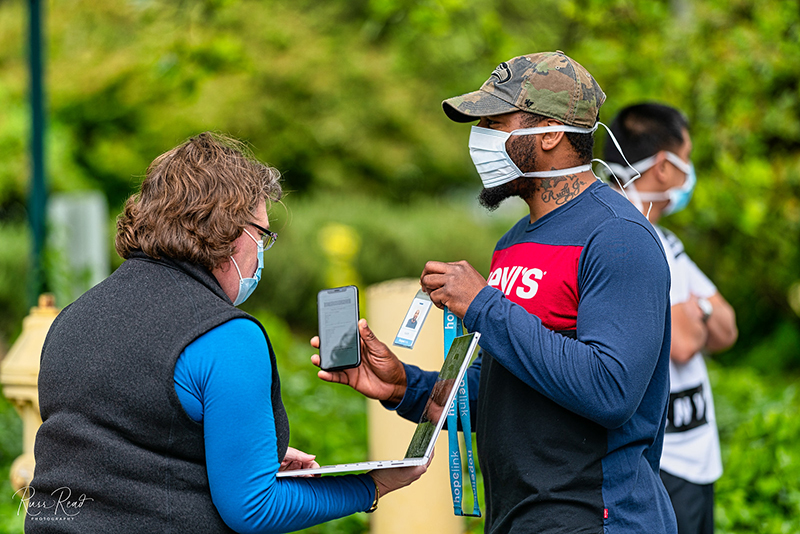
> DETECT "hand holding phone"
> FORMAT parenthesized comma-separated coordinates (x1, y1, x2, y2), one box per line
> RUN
(317, 286, 361, 371)
(310, 319, 408, 405)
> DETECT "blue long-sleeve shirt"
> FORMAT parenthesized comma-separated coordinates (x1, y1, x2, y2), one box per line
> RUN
(174, 318, 374, 534)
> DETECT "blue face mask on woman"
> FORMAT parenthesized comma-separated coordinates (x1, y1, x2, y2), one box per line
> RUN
(230, 229, 264, 306)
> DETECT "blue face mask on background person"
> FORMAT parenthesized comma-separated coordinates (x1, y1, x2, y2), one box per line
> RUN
(661, 162, 696, 215)
(629, 152, 696, 216)
(230, 229, 264, 306)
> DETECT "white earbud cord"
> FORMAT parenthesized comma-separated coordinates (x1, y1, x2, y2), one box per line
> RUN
(590, 122, 643, 201)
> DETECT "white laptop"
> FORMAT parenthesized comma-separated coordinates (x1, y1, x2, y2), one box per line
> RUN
(277, 332, 481, 477)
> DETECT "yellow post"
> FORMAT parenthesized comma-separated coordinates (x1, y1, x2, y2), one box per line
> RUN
(1, 294, 59, 491)
(365, 279, 462, 534)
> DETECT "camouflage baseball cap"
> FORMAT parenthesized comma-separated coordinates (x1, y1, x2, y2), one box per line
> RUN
(442, 51, 606, 128)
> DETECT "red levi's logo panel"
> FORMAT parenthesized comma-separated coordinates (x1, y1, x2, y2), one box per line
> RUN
(487, 242, 582, 331)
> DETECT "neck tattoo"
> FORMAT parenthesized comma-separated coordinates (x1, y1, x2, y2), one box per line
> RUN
(539, 173, 585, 205)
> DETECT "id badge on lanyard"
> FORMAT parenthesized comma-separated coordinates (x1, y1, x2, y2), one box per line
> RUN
(443, 306, 481, 517)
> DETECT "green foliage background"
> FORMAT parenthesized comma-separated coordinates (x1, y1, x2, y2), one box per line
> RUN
(0, 0, 799, 532)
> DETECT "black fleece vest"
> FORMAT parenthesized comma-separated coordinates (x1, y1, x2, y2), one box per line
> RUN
(27, 253, 289, 533)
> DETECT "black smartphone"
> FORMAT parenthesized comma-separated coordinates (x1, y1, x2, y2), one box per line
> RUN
(317, 285, 361, 371)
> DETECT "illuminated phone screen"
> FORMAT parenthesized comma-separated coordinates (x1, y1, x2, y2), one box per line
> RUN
(317, 286, 361, 371)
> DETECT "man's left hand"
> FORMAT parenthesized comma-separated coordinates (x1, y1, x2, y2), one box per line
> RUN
(420, 260, 487, 318)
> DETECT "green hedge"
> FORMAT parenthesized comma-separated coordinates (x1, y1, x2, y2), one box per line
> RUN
(240, 191, 519, 332)
(3, 0, 799, 370)
(0, 392, 24, 534)
(711, 364, 800, 533)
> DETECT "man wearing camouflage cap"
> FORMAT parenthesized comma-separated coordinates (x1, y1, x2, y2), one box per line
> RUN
(315, 52, 677, 533)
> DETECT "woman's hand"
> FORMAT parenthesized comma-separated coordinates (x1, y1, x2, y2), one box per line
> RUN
(278, 447, 319, 477)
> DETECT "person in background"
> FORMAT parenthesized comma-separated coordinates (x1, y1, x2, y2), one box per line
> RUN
(313, 52, 677, 534)
(604, 103, 738, 534)
(27, 132, 427, 534)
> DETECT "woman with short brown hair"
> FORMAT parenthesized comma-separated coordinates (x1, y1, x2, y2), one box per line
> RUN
(28, 132, 426, 533)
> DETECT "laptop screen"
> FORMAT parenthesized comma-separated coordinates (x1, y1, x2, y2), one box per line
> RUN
(404, 333, 478, 459)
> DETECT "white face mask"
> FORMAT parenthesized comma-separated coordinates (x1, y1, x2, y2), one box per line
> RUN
(468, 123, 599, 189)
(468, 121, 641, 194)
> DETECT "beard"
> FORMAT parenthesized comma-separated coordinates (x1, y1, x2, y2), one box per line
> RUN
(478, 135, 539, 211)
(478, 181, 518, 211)
(478, 177, 542, 211)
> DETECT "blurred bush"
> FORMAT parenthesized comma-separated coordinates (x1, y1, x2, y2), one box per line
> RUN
(711, 363, 800, 533)
(241, 191, 516, 331)
(0, 392, 24, 534)
(0, 0, 799, 532)
(0, 222, 29, 344)
(1, 0, 798, 367)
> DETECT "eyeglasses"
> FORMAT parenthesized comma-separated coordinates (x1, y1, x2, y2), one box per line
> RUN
(248, 222, 278, 251)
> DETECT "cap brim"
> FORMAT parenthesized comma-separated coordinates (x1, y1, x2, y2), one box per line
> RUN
(442, 90, 520, 123)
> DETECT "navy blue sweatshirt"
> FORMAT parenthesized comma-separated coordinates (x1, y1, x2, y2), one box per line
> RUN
(391, 181, 677, 534)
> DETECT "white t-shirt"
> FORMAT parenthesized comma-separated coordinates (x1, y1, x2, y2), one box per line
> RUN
(656, 226, 723, 485)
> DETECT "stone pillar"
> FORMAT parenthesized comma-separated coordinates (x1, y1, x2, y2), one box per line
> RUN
(365, 279, 461, 534)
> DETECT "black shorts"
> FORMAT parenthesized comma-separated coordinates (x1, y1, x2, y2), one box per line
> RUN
(660, 470, 715, 534)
